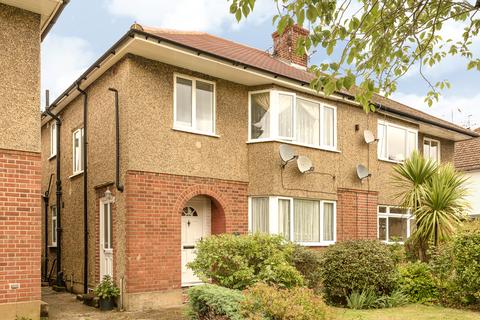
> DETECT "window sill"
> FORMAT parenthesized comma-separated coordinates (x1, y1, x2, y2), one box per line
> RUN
(48, 245, 57, 248)
(298, 241, 336, 247)
(378, 158, 404, 164)
(247, 139, 340, 153)
(69, 171, 84, 179)
(172, 127, 219, 138)
(48, 154, 56, 161)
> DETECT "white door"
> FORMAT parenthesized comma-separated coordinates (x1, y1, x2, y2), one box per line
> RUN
(100, 200, 113, 280)
(181, 197, 211, 286)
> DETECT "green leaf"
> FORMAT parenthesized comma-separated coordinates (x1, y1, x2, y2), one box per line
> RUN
(235, 9, 242, 22)
(324, 80, 336, 95)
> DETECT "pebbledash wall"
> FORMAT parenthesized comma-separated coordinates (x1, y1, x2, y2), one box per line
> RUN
(41, 53, 455, 310)
(0, 4, 42, 320)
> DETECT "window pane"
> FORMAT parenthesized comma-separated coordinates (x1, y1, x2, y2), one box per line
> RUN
(423, 140, 431, 160)
(251, 198, 269, 233)
(406, 131, 417, 157)
(51, 123, 56, 155)
(388, 217, 408, 242)
(378, 217, 387, 241)
(278, 199, 290, 240)
(196, 81, 214, 132)
(176, 77, 193, 127)
(377, 124, 387, 158)
(378, 206, 387, 213)
(109, 204, 113, 250)
(104, 203, 109, 249)
(322, 107, 335, 147)
(388, 126, 406, 161)
(296, 98, 320, 145)
(74, 131, 82, 172)
(250, 92, 270, 139)
(390, 207, 408, 215)
(430, 141, 439, 161)
(323, 202, 334, 241)
(278, 94, 293, 138)
(293, 200, 320, 242)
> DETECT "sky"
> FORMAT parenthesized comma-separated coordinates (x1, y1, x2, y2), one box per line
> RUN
(42, 0, 480, 129)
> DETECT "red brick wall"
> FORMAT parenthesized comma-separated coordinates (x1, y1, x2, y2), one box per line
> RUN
(125, 171, 248, 294)
(272, 25, 309, 67)
(0, 149, 41, 304)
(337, 188, 378, 241)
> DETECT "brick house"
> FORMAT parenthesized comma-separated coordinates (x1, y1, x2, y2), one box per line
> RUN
(455, 127, 480, 218)
(0, 1, 67, 319)
(40, 23, 479, 310)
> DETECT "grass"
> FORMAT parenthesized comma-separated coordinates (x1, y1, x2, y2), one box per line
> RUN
(331, 304, 480, 320)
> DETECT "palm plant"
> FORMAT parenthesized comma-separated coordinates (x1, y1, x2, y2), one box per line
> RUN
(392, 151, 469, 259)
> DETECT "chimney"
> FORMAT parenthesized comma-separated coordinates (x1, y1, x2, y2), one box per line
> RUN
(474, 127, 480, 134)
(272, 25, 309, 69)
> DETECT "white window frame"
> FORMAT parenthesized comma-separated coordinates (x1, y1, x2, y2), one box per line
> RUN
(173, 73, 216, 136)
(72, 128, 84, 175)
(247, 90, 338, 152)
(248, 196, 336, 246)
(51, 206, 57, 247)
(50, 122, 57, 158)
(100, 197, 114, 250)
(377, 120, 418, 163)
(377, 205, 414, 244)
(423, 137, 441, 162)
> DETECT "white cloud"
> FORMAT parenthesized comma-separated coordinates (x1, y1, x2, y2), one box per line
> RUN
(105, 0, 275, 32)
(41, 35, 95, 106)
(392, 91, 480, 129)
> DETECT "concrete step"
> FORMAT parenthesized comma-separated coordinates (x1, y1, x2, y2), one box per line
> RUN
(40, 301, 49, 318)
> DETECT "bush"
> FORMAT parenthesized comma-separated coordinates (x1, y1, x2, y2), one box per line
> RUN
(188, 234, 304, 290)
(241, 283, 329, 320)
(397, 262, 438, 303)
(93, 275, 120, 299)
(320, 240, 397, 305)
(291, 245, 323, 292)
(387, 242, 406, 265)
(187, 284, 244, 320)
(346, 290, 377, 310)
(375, 290, 409, 308)
(430, 221, 480, 306)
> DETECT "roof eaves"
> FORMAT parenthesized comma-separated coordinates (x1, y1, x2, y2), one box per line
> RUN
(40, 0, 69, 41)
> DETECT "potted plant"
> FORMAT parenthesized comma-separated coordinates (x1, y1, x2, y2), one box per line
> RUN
(93, 275, 120, 311)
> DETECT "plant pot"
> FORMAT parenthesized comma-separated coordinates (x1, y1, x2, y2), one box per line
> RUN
(99, 297, 115, 311)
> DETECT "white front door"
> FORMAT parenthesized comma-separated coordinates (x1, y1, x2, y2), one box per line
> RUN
(100, 199, 113, 280)
(181, 197, 211, 286)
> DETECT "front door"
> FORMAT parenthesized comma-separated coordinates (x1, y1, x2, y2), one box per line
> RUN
(181, 197, 211, 286)
(100, 199, 113, 280)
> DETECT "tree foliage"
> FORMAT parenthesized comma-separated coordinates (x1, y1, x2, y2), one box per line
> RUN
(229, 0, 480, 111)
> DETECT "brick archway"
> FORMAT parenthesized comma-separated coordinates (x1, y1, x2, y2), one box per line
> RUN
(174, 185, 229, 234)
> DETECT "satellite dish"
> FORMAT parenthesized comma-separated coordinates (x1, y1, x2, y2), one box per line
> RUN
(279, 144, 297, 166)
(364, 130, 378, 144)
(356, 164, 371, 180)
(297, 156, 314, 173)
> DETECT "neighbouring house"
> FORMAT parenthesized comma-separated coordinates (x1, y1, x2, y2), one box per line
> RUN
(455, 127, 480, 218)
(0, 1, 68, 319)
(40, 23, 479, 310)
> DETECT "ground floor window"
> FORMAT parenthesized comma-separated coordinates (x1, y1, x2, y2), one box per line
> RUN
(377, 205, 415, 243)
(249, 196, 336, 246)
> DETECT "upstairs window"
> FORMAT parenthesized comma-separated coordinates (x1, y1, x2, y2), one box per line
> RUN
(377, 121, 417, 162)
(51, 206, 57, 246)
(72, 128, 84, 175)
(423, 138, 440, 162)
(174, 74, 215, 135)
(249, 90, 337, 150)
(50, 122, 57, 157)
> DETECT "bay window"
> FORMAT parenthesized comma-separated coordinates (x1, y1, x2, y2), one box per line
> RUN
(174, 74, 215, 135)
(377, 121, 418, 162)
(249, 196, 336, 246)
(423, 138, 440, 162)
(378, 206, 415, 243)
(248, 90, 337, 150)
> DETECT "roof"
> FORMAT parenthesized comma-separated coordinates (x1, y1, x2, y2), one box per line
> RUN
(140, 26, 477, 138)
(455, 136, 480, 171)
(0, 0, 69, 40)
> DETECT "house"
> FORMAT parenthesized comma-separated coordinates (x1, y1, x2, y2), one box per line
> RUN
(455, 127, 480, 218)
(0, 1, 68, 319)
(40, 23, 479, 310)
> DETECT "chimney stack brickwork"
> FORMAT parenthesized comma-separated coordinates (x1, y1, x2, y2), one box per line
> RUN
(272, 25, 310, 68)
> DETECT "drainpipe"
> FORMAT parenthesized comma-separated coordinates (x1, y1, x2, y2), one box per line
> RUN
(44, 90, 64, 287)
(42, 174, 53, 281)
(77, 84, 89, 294)
(108, 88, 124, 193)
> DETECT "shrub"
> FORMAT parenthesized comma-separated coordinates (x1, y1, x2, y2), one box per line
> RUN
(320, 240, 397, 305)
(241, 283, 329, 320)
(291, 245, 323, 292)
(430, 220, 480, 306)
(93, 275, 120, 300)
(346, 290, 378, 310)
(187, 284, 244, 320)
(387, 241, 406, 265)
(188, 234, 304, 290)
(397, 262, 438, 303)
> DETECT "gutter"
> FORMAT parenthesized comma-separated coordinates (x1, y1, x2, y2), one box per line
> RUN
(77, 84, 89, 294)
(41, 0, 70, 41)
(42, 28, 479, 139)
